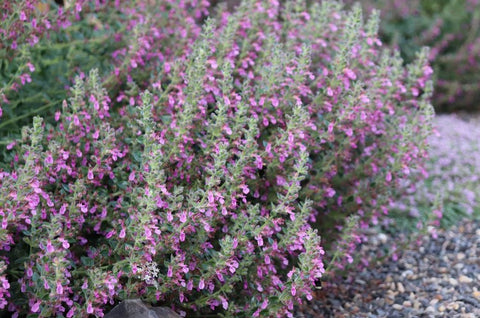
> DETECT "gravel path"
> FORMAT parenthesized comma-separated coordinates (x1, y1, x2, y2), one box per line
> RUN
(295, 219, 480, 318)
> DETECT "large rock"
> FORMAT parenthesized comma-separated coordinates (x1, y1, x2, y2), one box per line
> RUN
(104, 299, 182, 318)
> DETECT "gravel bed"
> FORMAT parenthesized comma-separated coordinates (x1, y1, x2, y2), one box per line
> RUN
(295, 219, 480, 318)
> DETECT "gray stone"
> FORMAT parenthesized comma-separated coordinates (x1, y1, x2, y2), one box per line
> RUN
(105, 299, 181, 318)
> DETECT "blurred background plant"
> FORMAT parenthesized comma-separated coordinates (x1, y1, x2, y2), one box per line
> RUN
(344, 0, 480, 113)
(388, 114, 480, 235)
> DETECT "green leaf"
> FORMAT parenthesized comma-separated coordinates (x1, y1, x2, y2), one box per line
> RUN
(32, 272, 40, 283)
(61, 183, 70, 193)
(81, 256, 94, 267)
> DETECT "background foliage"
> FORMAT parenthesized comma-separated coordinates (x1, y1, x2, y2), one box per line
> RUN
(345, 0, 480, 112)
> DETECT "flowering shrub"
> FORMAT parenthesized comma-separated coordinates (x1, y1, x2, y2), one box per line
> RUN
(0, 0, 433, 317)
(345, 0, 480, 112)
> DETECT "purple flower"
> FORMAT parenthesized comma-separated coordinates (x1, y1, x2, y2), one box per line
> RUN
(31, 301, 40, 313)
(19, 11, 27, 22)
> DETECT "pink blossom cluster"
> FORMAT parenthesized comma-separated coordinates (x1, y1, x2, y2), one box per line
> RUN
(0, 1, 433, 317)
(1, 1, 57, 50)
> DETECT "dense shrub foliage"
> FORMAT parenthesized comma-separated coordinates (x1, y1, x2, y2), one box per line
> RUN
(0, 0, 433, 317)
(345, 0, 480, 112)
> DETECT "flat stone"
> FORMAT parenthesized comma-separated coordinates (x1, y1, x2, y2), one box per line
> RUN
(449, 278, 459, 286)
(104, 299, 181, 318)
(413, 301, 421, 310)
(401, 270, 413, 278)
(425, 306, 435, 312)
(472, 290, 480, 299)
(454, 263, 465, 270)
(446, 302, 460, 310)
(459, 275, 473, 284)
(151, 307, 182, 318)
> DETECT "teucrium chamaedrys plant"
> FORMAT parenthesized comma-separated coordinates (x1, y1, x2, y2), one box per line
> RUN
(0, 0, 433, 317)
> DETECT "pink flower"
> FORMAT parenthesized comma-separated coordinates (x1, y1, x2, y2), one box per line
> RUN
(276, 176, 286, 186)
(386, 171, 392, 182)
(344, 68, 357, 80)
(179, 212, 187, 223)
(271, 97, 279, 107)
(260, 299, 268, 310)
(6, 142, 16, 150)
(59, 238, 70, 249)
(328, 122, 334, 133)
(220, 296, 228, 310)
(26, 62, 35, 72)
(164, 62, 171, 73)
(326, 188, 336, 198)
(240, 184, 249, 194)
(87, 302, 94, 314)
(27, 194, 40, 209)
(46, 240, 55, 253)
(44, 155, 53, 165)
(20, 73, 31, 85)
(19, 11, 27, 21)
(56, 282, 63, 294)
(31, 301, 41, 313)
(66, 308, 75, 318)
